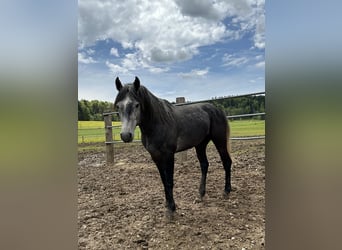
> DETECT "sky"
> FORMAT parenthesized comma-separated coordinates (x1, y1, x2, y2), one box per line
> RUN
(78, 0, 265, 103)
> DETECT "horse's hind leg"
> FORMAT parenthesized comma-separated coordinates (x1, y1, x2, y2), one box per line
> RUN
(213, 138, 232, 195)
(195, 139, 210, 199)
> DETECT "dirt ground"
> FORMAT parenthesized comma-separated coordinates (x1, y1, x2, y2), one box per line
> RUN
(78, 139, 265, 249)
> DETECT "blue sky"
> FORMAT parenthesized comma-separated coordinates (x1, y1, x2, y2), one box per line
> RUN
(78, 0, 265, 102)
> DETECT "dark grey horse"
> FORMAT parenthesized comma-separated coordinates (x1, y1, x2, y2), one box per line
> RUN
(114, 77, 232, 214)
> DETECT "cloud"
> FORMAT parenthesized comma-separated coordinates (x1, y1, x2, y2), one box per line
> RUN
(110, 48, 119, 57)
(174, 0, 223, 20)
(79, 0, 264, 71)
(121, 53, 170, 73)
(86, 48, 95, 55)
(222, 50, 265, 69)
(78, 52, 97, 64)
(149, 47, 195, 62)
(222, 54, 249, 67)
(178, 68, 209, 79)
(106, 54, 169, 75)
(105, 61, 128, 74)
(255, 61, 265, 68)
(223, 0, 265, 50)
(148, 66, 170, 74)
(253, 12, 265, 49)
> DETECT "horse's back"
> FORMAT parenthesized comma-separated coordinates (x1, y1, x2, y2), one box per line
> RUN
(174, 103, 227, 151)
(177, 102, 227, 125)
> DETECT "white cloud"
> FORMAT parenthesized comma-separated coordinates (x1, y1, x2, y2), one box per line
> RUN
(149, 47, 196, 62)
(222, 54, 249, 67)
(121, 53, 140, 70)
(86, 48, 95, 55)
(178, 68, 209, 79)
(78, 52, 97, 64)
(222, 0, 265, 49)
(253, 12, 265, 49)
(78, 0, 264, 71)
(148, 66, 170, 74)
(255, 55, 263, 60)
(110, 48, 119, 57)
(107, 53, 170, 75)
(255, 61, 265, 68)
(105, 61, 128, 74)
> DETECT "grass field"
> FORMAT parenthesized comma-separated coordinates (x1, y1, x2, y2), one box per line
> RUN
(78, 121, 141, 143)
(229, 119, 265, 137)
(78, 119, 265, 144)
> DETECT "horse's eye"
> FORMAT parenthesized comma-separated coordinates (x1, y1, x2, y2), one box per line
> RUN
(116, 105, 120, 110)
(135, 103, 140, 108)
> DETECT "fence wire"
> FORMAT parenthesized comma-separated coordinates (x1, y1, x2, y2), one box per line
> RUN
(93, 92, 266, 144)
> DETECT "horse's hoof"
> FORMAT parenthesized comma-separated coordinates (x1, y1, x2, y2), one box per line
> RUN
(223, 191, 230, 199)
(199, 188, 206, 198)
(165, 209, 175, 221)
(193, 197, 202, 204)
(164, 202, 176, 210)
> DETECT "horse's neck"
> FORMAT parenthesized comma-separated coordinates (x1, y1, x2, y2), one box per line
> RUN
(139, 93, 171, 134)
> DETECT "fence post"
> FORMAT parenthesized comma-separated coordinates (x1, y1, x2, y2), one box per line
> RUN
(176, 97, 187, 162)
(104, 114, 114, 165)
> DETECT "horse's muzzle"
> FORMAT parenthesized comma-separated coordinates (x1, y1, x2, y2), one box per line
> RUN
(120, 132, 133, 143)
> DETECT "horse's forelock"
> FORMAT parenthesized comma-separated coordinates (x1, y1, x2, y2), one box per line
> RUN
(115, 85, 132, 104)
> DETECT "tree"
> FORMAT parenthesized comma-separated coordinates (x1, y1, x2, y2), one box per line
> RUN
(78, 100, 92, 120)
(78, 99, 114, 121)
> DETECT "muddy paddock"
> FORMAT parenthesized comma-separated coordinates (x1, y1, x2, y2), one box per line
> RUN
(78, 139, 265, 249)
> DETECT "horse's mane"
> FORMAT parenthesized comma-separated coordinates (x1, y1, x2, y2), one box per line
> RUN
(136, 85, 174, 125)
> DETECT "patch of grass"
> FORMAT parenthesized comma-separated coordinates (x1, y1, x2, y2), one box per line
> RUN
(78, 121, 141, 144)
(229, 119, 265, 137)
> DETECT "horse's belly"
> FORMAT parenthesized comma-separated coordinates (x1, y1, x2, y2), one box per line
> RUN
(174, 107, 211, 152)
(175, 128, 209, 152)
(176, 141, 192, 152)
(176, 138, 193, 152)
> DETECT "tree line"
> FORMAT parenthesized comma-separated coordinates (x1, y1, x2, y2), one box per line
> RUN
(210, 95, 265, 118)
(78, 95, 265, 121)
(78, 100, 114, 121)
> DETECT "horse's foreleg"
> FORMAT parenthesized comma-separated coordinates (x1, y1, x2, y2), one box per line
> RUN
(155, 154, 176, 213)
(164, 154, 176, 212)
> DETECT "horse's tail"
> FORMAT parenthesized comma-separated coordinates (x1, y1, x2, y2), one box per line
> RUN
(209, 104, 231, 153)
(220, 107, 231, 153)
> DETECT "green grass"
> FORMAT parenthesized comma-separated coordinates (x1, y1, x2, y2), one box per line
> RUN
(229, 119, 265, 137)
(78, 119, 265, 144)
(78, 121, 141, 143)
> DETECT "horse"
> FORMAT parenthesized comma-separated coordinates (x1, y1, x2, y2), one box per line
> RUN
(114, 76, 232, 215)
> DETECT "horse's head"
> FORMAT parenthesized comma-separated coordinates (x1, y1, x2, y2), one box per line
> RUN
(114, 77, 141, 143)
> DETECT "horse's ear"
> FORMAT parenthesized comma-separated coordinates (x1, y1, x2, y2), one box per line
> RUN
(133, 76, 140, 91)
(115, 77, 123, 91)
